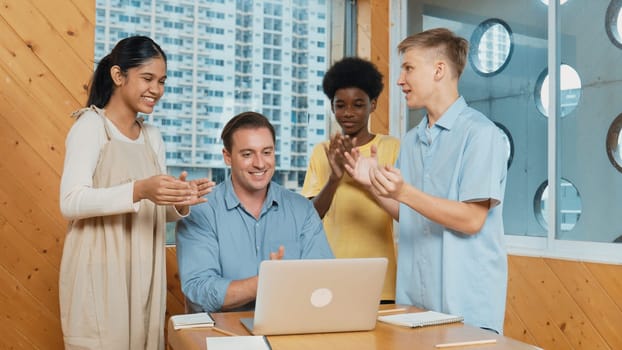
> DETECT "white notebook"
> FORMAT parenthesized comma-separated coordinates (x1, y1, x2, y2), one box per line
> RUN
(170, 313, 215, 330)
(378, 311, 463, 328)
(205, 335, 272, 350)
(206, 336, 271, 350)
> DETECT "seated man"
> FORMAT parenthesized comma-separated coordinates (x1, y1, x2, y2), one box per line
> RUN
(176, 111, 334, 313)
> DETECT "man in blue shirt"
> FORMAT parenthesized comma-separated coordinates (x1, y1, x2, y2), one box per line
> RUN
(176, 112, 334, 313)
(345, 28, 508, 333)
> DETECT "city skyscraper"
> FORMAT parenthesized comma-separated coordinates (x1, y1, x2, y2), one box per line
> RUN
(95, 0, 330, 191)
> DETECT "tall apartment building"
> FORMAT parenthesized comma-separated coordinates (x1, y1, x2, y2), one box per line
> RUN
(95, 0, 330, 191)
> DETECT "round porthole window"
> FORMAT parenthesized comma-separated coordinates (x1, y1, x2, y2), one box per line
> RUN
(605, 0, 622, 49)
(534, 64, 582, 118)
(494, 122, 514, 169)
(606, 112, 622, 172)
(534, 178, 582, 232)
(469, 19, 513, 76)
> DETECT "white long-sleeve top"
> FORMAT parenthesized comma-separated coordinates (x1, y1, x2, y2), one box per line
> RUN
(60, 110, 182, 221)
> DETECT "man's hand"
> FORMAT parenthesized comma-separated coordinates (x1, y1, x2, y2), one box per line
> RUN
(270, 245, 285, 260)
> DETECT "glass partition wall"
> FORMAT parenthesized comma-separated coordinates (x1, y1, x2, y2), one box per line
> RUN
(402, 0, 622, 263)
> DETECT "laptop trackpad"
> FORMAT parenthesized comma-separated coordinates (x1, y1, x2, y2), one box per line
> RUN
(240, 317, 255, 334)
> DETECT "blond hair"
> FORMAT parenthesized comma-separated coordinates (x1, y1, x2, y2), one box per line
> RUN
(398, 28, 468, 78)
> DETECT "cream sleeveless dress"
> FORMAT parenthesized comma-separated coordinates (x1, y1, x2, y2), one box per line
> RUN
(59, 107, 166, 350)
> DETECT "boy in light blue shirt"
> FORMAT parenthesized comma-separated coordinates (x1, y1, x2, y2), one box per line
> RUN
(345, 28, 508, 333)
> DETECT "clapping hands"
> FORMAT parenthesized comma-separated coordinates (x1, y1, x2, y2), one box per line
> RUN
(324, 132, 354, 180)
(344, 145, 404, 201)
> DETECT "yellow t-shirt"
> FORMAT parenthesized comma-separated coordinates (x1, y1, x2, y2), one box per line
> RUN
(301, 134, 400, 300)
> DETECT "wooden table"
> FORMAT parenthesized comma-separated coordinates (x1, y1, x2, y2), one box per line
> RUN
(167, 305, 541, 350)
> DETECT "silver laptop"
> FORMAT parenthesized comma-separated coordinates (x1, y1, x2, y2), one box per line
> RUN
(240, 257, 387, 335)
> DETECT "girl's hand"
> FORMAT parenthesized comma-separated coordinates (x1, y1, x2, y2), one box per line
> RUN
(189, 177, 216, 198)
(173, 172, 217, 213)
(134, 174, 195, 205)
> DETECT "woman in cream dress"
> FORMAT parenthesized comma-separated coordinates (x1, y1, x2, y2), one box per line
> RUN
(59, 36, 214, 350)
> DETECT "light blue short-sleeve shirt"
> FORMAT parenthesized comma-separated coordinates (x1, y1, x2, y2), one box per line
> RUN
(395, 96, 508, 333)
(176, 177, 334, 313)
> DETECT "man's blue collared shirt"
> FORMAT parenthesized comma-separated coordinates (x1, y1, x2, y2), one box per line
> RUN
(176, 177, 334, 312)
(395, 96, 508, 333)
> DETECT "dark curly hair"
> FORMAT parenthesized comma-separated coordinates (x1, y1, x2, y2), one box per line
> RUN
(322, 57, 384, 102)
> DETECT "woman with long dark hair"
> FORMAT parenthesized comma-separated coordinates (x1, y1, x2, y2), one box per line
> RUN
(59, 36, 214, 349)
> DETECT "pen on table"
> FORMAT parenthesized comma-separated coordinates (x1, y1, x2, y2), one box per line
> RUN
(262, 335, 273, 350)
(211, 326, 239, 337)
(435, 339, 497, 348)
(377, 307, 407, 314)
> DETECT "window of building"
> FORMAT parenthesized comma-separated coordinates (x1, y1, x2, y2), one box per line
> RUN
(606, 112, 622, 172)
(494, 122, 514, 169)
(606, 0, 622, 49)
(535, 64, 582, 118)
(534, 179, 582, 233)
(401, 0, 620, 262)
(469, 19, 513, 76)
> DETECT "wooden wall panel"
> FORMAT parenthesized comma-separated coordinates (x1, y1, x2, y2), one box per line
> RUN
(0, 0, 91, 348)
(0, 18, 86, 124)
(587, 262, 622, 311)
(357, 0, 391, 135)
(548, 259, 622, 348)
(503, 302, 537, 345)
(28, 0, 96, 61)
(0, 122, 66, 265)
(166, 246, 186, 317)
(506, 256, 574, 348)
(2, 0, 92, 97)
(0, 265, 64, 350)
(0, 216, 61, 315)
(0, 313, 37, 349)
(505, 256, 622, 350)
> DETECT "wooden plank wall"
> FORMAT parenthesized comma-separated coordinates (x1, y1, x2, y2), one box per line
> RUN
(356, 0, 390, 135)
(0, 0, 93, 348)
(505, 256, 622, 349)
(1, 1, 622, 349)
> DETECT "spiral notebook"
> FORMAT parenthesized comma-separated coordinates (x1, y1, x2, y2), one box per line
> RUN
(377, 311, 463, 328)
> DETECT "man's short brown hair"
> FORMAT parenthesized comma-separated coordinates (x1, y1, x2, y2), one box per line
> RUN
(221, 111, 275, 152)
